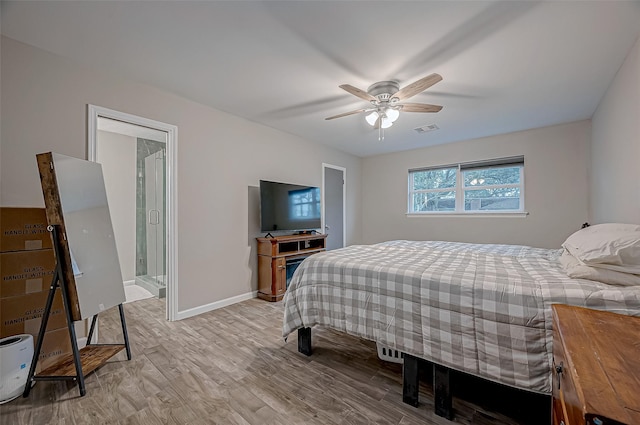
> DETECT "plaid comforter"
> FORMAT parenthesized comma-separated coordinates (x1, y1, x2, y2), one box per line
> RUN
(282, 240, 640, 393)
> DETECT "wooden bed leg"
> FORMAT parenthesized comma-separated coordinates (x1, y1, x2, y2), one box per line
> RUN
(297, 327, 312, 356)
(434, 363, 453, 420)
(402, 354, 420, 407)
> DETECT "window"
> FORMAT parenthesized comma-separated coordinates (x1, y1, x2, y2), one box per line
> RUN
(408, 156, 524, 214)
(409, 166, 457, 212)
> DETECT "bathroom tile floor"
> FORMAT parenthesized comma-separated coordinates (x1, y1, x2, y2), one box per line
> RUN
(124, 284, 154, 303)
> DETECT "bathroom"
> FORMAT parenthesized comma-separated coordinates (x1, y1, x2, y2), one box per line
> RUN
(95, 117, 167, 306)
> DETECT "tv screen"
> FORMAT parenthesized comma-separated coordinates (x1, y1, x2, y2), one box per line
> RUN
(260, 180, 321, 232)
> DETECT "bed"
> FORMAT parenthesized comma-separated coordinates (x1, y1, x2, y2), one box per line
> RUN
(282, 238, 640, 401)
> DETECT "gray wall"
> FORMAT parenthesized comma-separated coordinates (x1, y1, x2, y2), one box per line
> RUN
(361, 121, 591, 248)
(590, 35, 640, 224)
(1, 36, 363, 313)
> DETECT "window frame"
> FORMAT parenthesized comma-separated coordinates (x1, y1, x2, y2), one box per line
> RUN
(407, 166, 458, 213)
(407, 157, 526, 216)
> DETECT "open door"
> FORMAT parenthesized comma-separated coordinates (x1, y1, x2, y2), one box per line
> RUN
(322, 164, 346, 250)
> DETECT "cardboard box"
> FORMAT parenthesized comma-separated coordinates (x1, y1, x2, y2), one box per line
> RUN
(35, 327, 73, 373)
(0, 291, 66, 338)
(1, 249, 56, 298)
(0, 207, 52, 252)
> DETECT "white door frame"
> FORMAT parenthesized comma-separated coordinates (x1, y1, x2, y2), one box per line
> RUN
(321, 163, 346, 248)
(87, 105, 178, 321)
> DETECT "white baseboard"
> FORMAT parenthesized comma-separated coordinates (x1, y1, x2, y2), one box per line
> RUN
(175, 290, 258, 320)
(123, 280, 135, 286)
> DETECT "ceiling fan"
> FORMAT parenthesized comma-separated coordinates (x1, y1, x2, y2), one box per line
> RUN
(326, 73, 443, 140)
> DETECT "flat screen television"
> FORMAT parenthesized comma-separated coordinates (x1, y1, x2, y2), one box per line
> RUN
(260, 180, 321, 232)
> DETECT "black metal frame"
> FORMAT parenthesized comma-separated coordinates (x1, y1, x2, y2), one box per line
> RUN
(401, 355, 454, 419)
(433, 363, 453, 419)
(297, 327, 312, 356)
(297, 327, 454, 420)
(22, 225, 131, 398)
(402, 354, 420, 407)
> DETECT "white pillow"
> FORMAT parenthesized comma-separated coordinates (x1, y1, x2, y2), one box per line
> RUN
(562, 223, 640, 274)
(573, 223, 640, 233)
(559, 251, 640, 287)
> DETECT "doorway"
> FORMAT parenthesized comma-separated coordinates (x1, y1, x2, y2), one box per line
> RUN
(88, 105, 178, 321)
(322, 164, 346, 250)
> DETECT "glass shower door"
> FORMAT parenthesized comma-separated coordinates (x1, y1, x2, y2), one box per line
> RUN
(145, 149, 165, 289)
(136, 144, 166, 298)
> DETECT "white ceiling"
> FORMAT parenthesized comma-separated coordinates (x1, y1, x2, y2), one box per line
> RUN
(2, 1, 640, 157)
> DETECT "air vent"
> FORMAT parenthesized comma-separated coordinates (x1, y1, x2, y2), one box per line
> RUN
(414, 124, 439, 134)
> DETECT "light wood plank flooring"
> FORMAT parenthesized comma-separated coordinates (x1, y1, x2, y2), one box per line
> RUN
(0, 297, 550, 424)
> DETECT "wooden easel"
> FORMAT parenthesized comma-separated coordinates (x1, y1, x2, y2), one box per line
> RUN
(23, 152, 132, 397)
(22, 225, 131, 397)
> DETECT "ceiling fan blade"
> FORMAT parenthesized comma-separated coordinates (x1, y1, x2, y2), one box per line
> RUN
(339, 84, 378, 102)
(325, 108, 370, 120)
(392, 73, 443, 101)
(399, 103, 443, 113)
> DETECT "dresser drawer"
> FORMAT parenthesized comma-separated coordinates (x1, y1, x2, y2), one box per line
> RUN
(552, 327, 584, 425)
(552, 376, 568, 425)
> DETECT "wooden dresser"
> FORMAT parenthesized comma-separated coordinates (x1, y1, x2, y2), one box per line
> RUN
(256, 233, 327, 301)
(552, 304, 640, 425)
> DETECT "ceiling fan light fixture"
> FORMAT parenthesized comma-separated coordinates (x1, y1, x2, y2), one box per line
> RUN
(328, 73, 443, 139)
(365, 111, 379, 126)
(385, 108, 399, 123)
(366, 108, 398, 128)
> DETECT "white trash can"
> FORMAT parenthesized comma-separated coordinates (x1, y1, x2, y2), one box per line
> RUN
(0, 334, 34, 404)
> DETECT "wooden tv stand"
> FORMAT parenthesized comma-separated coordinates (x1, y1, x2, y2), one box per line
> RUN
(256, 233, 327, 301)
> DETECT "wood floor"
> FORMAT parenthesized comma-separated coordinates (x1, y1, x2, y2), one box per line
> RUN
(1, 297, 551, 424)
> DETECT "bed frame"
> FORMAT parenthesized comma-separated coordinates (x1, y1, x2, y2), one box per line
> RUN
(297, 327, 454, 420)
(285, 240, 640, 422)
